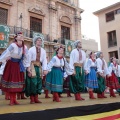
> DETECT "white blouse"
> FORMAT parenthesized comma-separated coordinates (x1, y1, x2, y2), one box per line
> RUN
(84, 59, 96, 73)
(0, 43, 29, 68)
(108, 63, 118, 75)
(69, 49, 86, 70)
(47, 56, 73, 76)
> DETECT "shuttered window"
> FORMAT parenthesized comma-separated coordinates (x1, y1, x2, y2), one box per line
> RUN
(0, 7, 8, 24)
(30, 17, 42, 33)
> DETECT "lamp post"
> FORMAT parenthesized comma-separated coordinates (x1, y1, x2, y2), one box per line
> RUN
(19, 13, 23, 31)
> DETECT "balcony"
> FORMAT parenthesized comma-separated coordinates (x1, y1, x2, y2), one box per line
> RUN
(8, 26, 49, 41)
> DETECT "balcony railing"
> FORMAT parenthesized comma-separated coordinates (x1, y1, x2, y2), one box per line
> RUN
(9, 26, 50, 41)
(58, 38, 66, 45)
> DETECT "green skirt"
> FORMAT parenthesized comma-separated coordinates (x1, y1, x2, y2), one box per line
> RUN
(45, 67, 63, 92)
(94, 74, 106, 93)
(25, 66, 42, 97)
(69, 66, 85, 93)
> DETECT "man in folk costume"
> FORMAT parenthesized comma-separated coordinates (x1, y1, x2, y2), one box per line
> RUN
(94, 52, 110, 98)
(69, 40, 86, 100)
(0, 32, 29, 105)
(25, 36, 48, 104)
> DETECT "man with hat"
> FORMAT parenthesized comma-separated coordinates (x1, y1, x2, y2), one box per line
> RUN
(94, 52, 110, 98)
(69, 40, 86, 100)
(25, 36, 48, 104)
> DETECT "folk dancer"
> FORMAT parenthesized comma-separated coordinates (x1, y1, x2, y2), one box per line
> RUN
(25, 36, 48, 104)
(85, 52, 98, 99)
(45, 45, 73, 102)
(94, 52, 110, 98)
(106, 57, 120, 97)
(0, 32, 29, 105)
(69, 40, 86, 101)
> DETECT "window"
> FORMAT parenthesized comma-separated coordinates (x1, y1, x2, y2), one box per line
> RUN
(115, 8, 120, 14)
(109, 51, 118, 59)
(61, 26, 70, 44)
(106, 11, 114, 22)
(107, 30, 117, 47)
(0, 7, 8, 24)
(30, 17, 42, 33)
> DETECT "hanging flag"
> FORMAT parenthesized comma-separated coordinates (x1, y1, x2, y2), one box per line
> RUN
(65, 39, 74, 56)
(0, 25, 10, 48)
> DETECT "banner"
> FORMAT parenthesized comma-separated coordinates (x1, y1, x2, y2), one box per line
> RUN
(33, 31, 44, 48)
(65, 39, 74, 56)
(0, 25, 10, 48)
(0, 102, 120, 120)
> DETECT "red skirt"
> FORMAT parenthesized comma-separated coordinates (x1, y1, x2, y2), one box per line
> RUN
(106, 72, 120, 89)
(1, 60, 24, 92)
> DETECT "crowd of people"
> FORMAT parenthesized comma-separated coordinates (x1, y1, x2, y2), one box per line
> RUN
(0, 32, 120, 106)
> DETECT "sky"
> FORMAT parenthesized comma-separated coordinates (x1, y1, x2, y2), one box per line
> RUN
(79, 0, 120, 50)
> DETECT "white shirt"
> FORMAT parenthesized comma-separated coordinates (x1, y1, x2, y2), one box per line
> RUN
(69, 48, 86, 70)
(116, 65, 120, 77)
(96, 58, 110, 76)
(28, 46, 47, 70)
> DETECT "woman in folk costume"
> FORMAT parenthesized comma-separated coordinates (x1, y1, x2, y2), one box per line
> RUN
(69, 40, 86, 101)
(0, 32, 29, 105)
(106, 57, 120, 97)
(94, 52, 110, 98)
(45, 45, 73, 102)
(85, 52, 98, 99)
(25, 36, 48, 104)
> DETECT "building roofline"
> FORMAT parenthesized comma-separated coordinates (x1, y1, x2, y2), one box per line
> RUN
(93, 2, 120, 15)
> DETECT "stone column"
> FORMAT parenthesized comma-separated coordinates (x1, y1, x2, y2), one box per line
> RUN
(48, 0, 57, 41)
(74, 9, 81, 40)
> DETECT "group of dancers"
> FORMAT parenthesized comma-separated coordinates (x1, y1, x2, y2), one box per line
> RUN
(0, 31, 120, 106)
